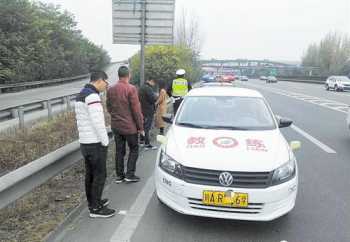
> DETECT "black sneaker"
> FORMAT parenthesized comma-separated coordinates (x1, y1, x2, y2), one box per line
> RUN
(89, 206, 116, 218)
(124, 175, 140, 183)
(88, 199, 110, 210)
(144, 144, 158, 150)
(100, 198, 109, 207)
(115, 176, 125, 184)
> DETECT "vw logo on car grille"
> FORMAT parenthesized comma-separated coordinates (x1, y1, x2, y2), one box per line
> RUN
(219, 172, 233, 187)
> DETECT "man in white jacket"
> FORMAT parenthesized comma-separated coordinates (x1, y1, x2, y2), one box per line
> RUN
(75, 71, 115, 218)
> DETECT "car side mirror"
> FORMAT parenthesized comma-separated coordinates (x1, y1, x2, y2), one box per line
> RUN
(277, 116, 293, 128)
(290, 141, 301, 151)
(162, 114, 173, 124)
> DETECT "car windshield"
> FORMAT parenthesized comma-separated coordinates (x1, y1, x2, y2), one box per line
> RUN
(176, 96, 276, 130)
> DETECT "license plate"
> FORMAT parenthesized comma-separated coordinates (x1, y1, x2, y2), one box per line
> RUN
(202, 190, 248, 208)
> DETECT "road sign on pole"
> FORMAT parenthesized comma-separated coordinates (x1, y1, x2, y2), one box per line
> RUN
(112, 0, 176, 85)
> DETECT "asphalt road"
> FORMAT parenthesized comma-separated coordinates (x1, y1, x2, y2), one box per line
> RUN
(52, 79, 350, 242)
(0, 64, 120, 130)
(0, 64, 120, 110)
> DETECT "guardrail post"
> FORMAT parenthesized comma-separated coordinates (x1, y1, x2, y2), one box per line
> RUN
(42, 101, 48, 109)
(18, 106, 24, 129)
(47, 100, 52, 119)
(64, 96, 71, 111)
(11, 108, 19, 118)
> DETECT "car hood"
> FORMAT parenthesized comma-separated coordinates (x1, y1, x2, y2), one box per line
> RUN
(164, 126, 290, 172)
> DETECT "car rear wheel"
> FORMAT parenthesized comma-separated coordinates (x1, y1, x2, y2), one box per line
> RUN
(325, 84, 329, 91)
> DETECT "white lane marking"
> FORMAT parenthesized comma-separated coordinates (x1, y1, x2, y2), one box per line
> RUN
(291, 125, 336, 154)
(327, 91, 350, 97)
(241, 82, 348, 114)
(110, 176, 155, 242)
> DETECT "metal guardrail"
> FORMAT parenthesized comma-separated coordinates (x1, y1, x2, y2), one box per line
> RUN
(0, 141, 81, 210)
(0, 61, 127, 94)
(0, 74, 90, 94)
(0, 128, 113, 210)
(0, 94, 78, 128)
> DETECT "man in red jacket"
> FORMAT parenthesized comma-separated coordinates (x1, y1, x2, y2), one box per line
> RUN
(107, 66, 144, 183)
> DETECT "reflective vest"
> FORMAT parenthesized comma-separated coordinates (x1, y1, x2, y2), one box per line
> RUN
(172, 78, 188, 97)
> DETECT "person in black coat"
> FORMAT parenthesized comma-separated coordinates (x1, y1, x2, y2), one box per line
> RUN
(139, 79, 158, 150)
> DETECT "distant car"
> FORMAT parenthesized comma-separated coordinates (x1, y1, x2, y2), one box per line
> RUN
(215, 75, 223, 82)
(325, 76, 350, 92)
(260, 76, 267, 81)
(202, 74, 215, 82)
(240, 76, 249, 81)
(266, 76, 278, 83)
(347, 107, 350, 130)
(222, 74, 236, 82)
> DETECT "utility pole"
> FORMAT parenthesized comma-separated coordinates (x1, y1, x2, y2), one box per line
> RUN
(140, 0, 146, 86)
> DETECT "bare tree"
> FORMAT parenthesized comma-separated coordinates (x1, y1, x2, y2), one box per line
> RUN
(175, 8, 203, 54)
(302, 31, 350, 75)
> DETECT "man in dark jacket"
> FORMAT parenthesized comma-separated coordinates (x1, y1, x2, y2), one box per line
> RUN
(139, 78, 158, 150)
(107, 66, 144, 183)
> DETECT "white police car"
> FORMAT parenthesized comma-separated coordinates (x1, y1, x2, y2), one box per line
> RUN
(155, 86, 300, 221)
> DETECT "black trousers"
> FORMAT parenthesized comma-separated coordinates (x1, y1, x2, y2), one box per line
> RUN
(80, 143, 107, 209)
(173, 97, 183, 115)
(113, 129, 139, 178)
(143, 115, 154, 145)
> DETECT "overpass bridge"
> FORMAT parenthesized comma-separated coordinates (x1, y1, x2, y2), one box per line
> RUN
(201, 59, 320, 77)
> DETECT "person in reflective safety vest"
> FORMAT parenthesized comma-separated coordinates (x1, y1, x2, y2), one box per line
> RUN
(167, 69, 192, 115)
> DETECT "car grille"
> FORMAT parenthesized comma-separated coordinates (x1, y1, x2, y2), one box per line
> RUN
(187, 198, 264, 214)
(182, 166, 273, 188)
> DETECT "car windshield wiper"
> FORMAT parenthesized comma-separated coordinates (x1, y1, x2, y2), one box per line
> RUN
(205, 125, 249, 130)
(176, 122, 207, 129)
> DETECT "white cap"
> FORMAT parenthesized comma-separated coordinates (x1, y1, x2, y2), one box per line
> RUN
(176, 69, 186, 75)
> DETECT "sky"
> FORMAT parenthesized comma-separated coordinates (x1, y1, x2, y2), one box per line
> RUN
(39, 0, 350, 62)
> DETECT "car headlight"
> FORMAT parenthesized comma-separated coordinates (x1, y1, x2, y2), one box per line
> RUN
(271, 150, 296, 185)
(159, 150, 183, 179)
